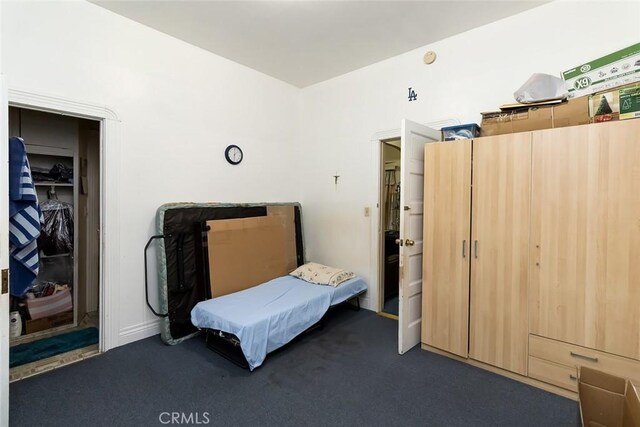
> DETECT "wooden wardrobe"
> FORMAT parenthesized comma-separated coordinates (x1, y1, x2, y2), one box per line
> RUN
(421, 119, 640, 396)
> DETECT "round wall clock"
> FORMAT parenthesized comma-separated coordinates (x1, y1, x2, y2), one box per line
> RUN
(423, 51, 437, 65)
(224, 144, 243, 165)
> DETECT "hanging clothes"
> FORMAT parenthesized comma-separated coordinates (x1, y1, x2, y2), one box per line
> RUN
(383, 167, 400, 231)
(9, 137, 44, 297)
(38, 199, 74, 256)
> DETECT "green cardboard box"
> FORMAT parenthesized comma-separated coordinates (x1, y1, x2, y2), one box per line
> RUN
(620, 85, 640, 120)
(589, 83, 640, 122)
(563, 43, 640, 99)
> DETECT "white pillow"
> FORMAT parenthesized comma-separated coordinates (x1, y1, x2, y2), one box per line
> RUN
(290, 262, 355, 287)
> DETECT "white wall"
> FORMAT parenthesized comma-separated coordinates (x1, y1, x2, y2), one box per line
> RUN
(2, 0, 638, 345)
(1, 0, 301, 344)
(299, 1, 640, 310)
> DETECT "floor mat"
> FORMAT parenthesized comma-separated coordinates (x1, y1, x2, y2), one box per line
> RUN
(10, 327, 99, 368)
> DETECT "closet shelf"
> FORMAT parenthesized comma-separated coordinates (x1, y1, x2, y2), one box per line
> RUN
(34, 182, 73, 187)
(40, 253, 72, 259)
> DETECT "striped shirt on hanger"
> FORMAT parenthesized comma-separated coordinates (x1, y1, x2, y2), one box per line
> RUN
(9, 136, 44, 297)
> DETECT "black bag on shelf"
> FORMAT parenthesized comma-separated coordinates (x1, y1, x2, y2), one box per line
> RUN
(49, 163, 73, 183)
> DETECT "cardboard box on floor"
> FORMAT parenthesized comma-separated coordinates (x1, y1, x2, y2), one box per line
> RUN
(480, 96, 590, 137)
(578, 367, 640, 427)
(25, 310, 73, 334)
(207, 205, 298, 298)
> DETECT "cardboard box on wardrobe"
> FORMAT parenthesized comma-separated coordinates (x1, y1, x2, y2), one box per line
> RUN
(480, 96, 590, 137)
(589, 83, 640, 122)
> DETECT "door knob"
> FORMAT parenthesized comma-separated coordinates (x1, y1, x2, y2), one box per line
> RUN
(405, 239, 415, 246)
(395, 238, 403, 246)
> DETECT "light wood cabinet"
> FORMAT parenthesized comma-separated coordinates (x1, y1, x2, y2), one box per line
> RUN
(530, 120, 640, 361)
(529, 334, 640, 386)
(422, 135, 530, 372)
(469, 133, 530, 375)
(528, 356, 578, 392)
(422, 140, 471, 358)
(422, 120, 640, 396)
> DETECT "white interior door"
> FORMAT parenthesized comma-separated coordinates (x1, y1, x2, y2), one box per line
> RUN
(1, 75, 10, 425)
(398, 119, 439, 354)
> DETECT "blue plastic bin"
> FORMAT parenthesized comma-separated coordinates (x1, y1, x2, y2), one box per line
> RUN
(441, 123, 481, 141)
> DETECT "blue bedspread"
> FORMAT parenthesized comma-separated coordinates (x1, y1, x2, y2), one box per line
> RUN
(191, 275, 367, 370)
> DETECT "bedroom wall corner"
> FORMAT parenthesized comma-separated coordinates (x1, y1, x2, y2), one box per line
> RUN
(1, 0, 303, 350)
(298, 0, 640, 311)
(119, 320, 161, 347)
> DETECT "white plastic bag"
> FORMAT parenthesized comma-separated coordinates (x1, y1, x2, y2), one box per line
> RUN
(514, 73, 568, 103)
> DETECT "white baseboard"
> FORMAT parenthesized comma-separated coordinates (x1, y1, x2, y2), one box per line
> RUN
(118, 319, 160, 346)
(358, 296, 374, 311)
(115, 296, 372, 348)
(115, 299, 373, 349)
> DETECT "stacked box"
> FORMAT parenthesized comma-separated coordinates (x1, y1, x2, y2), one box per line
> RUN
(563, 43, 640, 99)
(480, 97, 590, 137)
(589, 83, 640, 122)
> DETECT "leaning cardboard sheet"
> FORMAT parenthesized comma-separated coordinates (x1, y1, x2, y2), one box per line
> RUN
(148, 202, 304, 345)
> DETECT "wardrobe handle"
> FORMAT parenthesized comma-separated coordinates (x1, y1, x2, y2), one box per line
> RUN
(569, 374, 577, 381)
(570, 351, 598, 363)
(462, 240, 466, 258)
(474, 240, 478, 258)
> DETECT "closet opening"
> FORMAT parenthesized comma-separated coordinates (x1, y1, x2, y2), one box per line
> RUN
(378, 139, 401, 319)
(7, 107, 101, 380)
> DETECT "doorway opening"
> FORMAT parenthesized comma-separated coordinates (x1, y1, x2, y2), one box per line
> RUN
(370, 120, 448, 353)
(378, 139, 401, 319)
(7, 107, 101, 380)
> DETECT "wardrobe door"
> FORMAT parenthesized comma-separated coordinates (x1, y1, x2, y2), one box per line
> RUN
(469, 134, 531, 375)
(530, 120, 640, 360)
(422, 140, 471, 358)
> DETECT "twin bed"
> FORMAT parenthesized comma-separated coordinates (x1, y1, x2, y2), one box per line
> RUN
(191, 275, 367, 370)
(148, 202, 367, 370)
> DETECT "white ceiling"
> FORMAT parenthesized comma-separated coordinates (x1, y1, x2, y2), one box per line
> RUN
(91, 1, 547, 88)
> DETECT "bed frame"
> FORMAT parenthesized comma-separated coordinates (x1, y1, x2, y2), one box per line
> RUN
(145, 202, 366, 369)
(203, 290, 365, 370)
(144, 203, 304, 345)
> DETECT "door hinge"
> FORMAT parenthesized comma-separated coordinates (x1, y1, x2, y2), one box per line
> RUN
(1, 269, 8, 295)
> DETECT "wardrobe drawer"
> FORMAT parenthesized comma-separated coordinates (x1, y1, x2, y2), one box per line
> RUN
(529, 335, 640, 384)
(528, 356, 578, 392)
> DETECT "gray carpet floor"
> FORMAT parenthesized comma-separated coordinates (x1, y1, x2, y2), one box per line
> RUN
(10, 307, 579, 426)
(383, 295, 399, 316)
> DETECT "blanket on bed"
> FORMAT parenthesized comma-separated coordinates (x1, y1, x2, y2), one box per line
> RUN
(191, 276, 331, 370)
(191, 275, 367, 370)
